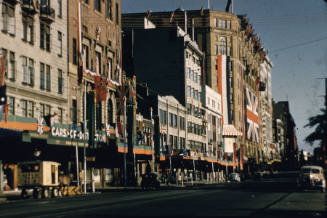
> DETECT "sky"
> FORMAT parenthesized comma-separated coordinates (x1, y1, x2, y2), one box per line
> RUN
(122, 0, 327, 153)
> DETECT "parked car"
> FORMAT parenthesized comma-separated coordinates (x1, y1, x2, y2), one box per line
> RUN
(229, 173, 241, 182)
(141, 173, 160, 190)
(298, 165, 326, 192)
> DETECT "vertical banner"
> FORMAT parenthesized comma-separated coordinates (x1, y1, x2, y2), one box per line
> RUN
(233, 143, 236, 169)
(240, 144, 244, 170)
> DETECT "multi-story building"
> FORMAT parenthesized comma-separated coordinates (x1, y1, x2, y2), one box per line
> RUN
(122, 23, 208, 178)
(259, 56, 273, 161)
(122, 10, 269, 175)
(67, 0, 122, 185)
(0, 0, 69, 190)
(273, 101, 298, 170)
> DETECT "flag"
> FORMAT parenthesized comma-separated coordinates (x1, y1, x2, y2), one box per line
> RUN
(94, 75, 107, 102)
(169, 11, 175, 23)
(225, 0, 232, 12)
(0, 56, 6, 86)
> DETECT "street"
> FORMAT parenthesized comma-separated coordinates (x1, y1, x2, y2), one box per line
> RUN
(0, 179, 325, 218)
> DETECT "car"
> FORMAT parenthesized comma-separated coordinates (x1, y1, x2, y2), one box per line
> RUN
(298, 165, 326, 193)
(229, 173, 241, 182)
(141, 172, 160, 190)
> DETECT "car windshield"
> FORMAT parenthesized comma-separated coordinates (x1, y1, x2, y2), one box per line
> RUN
(301, 168, 320, 174)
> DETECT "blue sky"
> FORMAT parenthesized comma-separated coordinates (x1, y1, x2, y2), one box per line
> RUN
(122, 0, 327, 153)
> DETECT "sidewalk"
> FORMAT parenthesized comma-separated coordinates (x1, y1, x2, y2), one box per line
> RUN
(0, 181, 230, 202)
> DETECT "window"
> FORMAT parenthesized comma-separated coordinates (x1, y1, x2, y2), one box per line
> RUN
(159, 109, 167, 125)
(73, 38, 77, 65)
(107, 99, 113, 124)
(107, 57, 113, 80)
(115, 3, 119, 24)
(94, 0, 101, 12)
(46, 65, 51, 91)
(82, 44, 89, 69)
(40, 103, 45, 117)
(58, 69, 63, 94)
(96, 102, 102, 130)
(174, 136, 178, 149)
(58, 107, 63, 123)
(169, 112, 173, 127)
(40, 23, 50, 52)
(180, 117, 185, 130)
(8, 96, 15, 115)
(212, 100, 216, 108)
(40, 63, 45, 90)
(218, 19, 225, 28)
(22, 57, 34, 86)
(2, 3, 15, 35)
(187, 86, 191, 97)
(28, 101, 34, 118)
(21, 100, 27, 117)
(213, 18, 217, 27)
(22, 17, 34, 44)
(180, 137, 185, 149)
(95, 51, 101, 74)
(58, 0, 62, 18)
(106, 0, 112, 20)
(215, 45, 218, 55)
(72, 99, 77, 123)
(1, 50, 15, 81)
(58, 31, 62, 57)
(226, 20, 231, 29)
(45, 104, 51, 116)
(219, 37, 227, 55)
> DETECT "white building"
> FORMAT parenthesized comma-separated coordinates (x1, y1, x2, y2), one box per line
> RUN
(0, 0, 68, 124)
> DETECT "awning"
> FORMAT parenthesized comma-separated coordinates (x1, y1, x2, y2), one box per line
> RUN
(223, 125, 242, 136)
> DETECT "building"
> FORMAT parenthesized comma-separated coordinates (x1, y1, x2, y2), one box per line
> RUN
(273, 101, 299, 170)
(67, 0, 123, 187)
(0, 0, 69, 191)
(259, 56, 273, 161)
(123, 10, 270, 176)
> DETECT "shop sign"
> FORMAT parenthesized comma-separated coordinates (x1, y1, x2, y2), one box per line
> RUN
(51, 126, 106, 143)
(51, 126, 89, 140)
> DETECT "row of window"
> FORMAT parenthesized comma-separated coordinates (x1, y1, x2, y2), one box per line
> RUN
(187, 122, 206, 136)
(160, 134, 186, 150)
(159, 109, 186, 130)
(206, 97, 221, 111)
(84, 0, 119, 25)
(2, 3, 63, 55)
(186, 67, 201, 85)
(1, 48, 64, 94)
(213, 18, 231, 29)
(186, 104, 203, 118)
(186, 86, 201, 101)
(7, 96, 64, 123)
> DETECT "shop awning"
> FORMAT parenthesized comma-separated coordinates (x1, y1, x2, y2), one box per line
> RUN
(223, 125, 242, 136)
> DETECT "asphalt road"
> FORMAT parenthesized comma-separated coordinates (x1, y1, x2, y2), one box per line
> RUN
(0, 181, 325, 217)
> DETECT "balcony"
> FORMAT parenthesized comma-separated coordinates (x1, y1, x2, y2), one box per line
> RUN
(39, 5, 55, 23)
(4, 0, 19, 5)
(21, 0, 37, 15)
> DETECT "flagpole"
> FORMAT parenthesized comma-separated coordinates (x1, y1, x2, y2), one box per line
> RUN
(83, 81, 87, 194)
(123, 96, 127, 186)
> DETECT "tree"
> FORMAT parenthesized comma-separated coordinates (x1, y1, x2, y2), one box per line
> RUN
(304, 108, 327, 164)
(304, 108, 327, 145)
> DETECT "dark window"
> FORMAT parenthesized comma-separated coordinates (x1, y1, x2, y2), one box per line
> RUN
(58, 0, 62, 18)
(83, 0, 89, 4)
(106, 0, 112, 20)
(40, 63, 45, 90)
(58, 31, 62, 57)
(40, 23, 50, 51)
(58, 69, 63, 94)
(73, 38, 77, 65)
(94, 0, 101, 12)
(8, 96, 15, 115)
(72, 99, 77, 124)
(107, 99, 113, 124)
(96, 102, 102, 130)
(46, 65, 51, 91)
